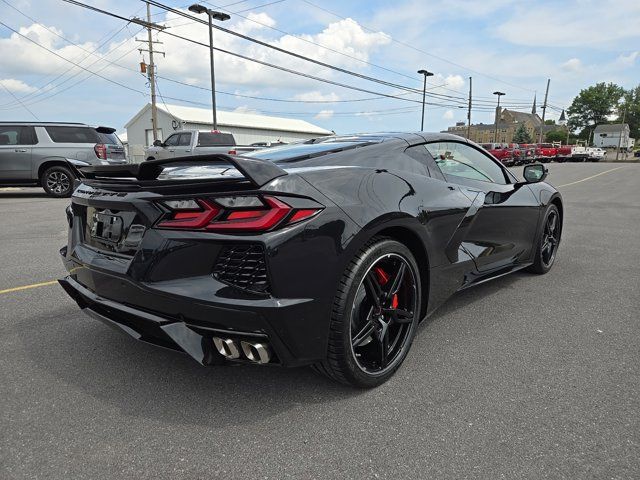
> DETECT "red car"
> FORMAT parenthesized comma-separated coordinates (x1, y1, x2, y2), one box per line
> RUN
(536, 143, 558, 163)
(480, 143, 514, 166)
(555, 144, 572, 162)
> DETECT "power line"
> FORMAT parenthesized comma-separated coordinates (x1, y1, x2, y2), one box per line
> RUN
(145, 0, 473, 104)
(300, 0, 536, 94)
(0, 80, 40, 119)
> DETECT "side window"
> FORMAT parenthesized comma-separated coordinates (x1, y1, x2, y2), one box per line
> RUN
(0, 126, 22, 145)
(404, 145, 442, 179)
(178, 133, 192, 146)
(164, 134, 180, 147)
(426, 142, 507, 185)
(45, 126, 100, 143)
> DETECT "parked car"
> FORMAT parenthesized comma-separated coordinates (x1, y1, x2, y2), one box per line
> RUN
(555, 144, 572, 162)
(144, 130, 260, 160)
(507, 143, 526, 165)
(519, 143, 540, 163)
(480, 143, 514, 166)
(0, 122, 126, 197)
(587, 147, 606, 162)
(58, 132, 563, 388)
(536, 143, 558, 163)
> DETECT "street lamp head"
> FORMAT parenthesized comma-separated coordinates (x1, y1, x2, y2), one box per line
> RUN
(417, 69, 434, 77)
(211, 11, 231, 21)
(493, 91, 505, 96)
(188, 4, 207, 14)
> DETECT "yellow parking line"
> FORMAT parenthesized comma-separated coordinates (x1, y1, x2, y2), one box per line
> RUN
(0, 280, 58, 295)
(558, 166, 626, 187)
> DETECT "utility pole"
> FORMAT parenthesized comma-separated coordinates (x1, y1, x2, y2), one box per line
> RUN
(538, 78, 550, 144)
(466, 77, 472, 140)
(136, 3, 165, 143)
(616, 106, 626, 162)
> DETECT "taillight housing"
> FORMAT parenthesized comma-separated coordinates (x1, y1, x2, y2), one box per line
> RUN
(156, 195, 322, 233)
(94, 143, 107, 160)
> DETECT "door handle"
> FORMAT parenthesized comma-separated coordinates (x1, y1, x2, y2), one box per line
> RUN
(185, 150, 191, 152)
(169, 149, 175, 152)
(14, 149, 27, 153)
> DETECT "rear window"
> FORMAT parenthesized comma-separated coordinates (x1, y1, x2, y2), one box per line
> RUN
(45, 126, 99, 143)
(197, 132, 236, 147)
(242, 140, 373, 162)
(97, 132, 122, 145)
(0, 125, 37, 145)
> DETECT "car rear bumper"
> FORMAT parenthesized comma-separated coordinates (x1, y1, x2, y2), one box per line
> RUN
(59, 252, 328, 368)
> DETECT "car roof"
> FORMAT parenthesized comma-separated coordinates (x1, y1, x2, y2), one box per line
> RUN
(321, 132, 470, 146)
(0, 121, 87, 126)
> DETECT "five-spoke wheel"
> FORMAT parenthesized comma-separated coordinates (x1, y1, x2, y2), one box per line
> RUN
(315, 238, 421, 388)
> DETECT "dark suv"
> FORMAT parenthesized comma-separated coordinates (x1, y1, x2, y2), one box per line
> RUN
(0, 122, 126, 197)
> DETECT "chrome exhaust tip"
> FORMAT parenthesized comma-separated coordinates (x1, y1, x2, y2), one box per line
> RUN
(240, 341, 272, 364)
(212, 337, 240, 359)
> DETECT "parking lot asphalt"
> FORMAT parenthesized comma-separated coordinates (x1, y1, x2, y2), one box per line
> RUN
(1, 163, 639, 479)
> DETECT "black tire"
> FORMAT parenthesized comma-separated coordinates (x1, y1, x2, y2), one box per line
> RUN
(527, 204, 561, 274)
(146, 156, 155, 161)
(314, 237, 422, 388)
(41, 165, 74, 198)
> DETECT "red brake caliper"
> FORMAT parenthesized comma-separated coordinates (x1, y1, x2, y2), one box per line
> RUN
(374, 267, 398, 309)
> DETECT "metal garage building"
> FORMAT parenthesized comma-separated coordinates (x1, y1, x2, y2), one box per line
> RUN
(124, 103, 333, 162)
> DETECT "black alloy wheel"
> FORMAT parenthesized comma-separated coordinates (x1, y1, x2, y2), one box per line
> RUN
(540, 208, 560, 267)
(314, 238, 421, 388)
(42, 165, 73, 197)
(528, 204, 561, 274)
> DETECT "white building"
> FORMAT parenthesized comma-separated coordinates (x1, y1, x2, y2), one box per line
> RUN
(593, 123, 633, 149)
(124, 103, 333, 162)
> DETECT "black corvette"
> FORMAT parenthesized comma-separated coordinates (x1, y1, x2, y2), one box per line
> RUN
(59, 133, 562, 387)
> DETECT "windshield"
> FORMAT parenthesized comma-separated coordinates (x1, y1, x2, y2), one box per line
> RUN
(242, 140, 374, 162)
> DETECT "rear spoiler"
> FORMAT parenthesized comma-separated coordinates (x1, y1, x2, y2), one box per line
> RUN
(70, 154, 288, 188)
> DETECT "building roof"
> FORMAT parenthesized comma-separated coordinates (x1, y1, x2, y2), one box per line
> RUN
(593, 123, 629, 133)
(125, 103, 332, 135)
(503, 109, 542, 127)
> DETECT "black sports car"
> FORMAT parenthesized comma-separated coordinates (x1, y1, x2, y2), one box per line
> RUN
(59, 133, 562, 388)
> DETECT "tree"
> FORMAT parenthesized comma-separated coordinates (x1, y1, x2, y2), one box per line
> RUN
(544, 119, 556, 125)
(545, 130, 567, 143)
(512, 123, 532, 143)
(618, 85, 640, 141)
(567, 82, 625, 138)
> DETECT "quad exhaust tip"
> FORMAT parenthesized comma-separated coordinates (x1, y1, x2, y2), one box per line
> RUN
(212, 337, 272, 364)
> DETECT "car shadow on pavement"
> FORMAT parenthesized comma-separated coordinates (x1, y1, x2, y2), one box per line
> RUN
(19, 271, 531, 429)
(18, 303, 362, 428)
(0, 191, 51, 199)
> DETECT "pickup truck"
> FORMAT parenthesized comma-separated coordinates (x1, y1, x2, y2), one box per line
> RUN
(536, 143, 558, 162)
(144, 130, 259, 161)
(479, 143, 514, 166)
(555, 144, 572, 162)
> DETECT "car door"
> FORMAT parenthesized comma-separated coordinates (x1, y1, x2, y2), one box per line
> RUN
(172, 132, 193, 158)
(425, 141, 540, 272)
(0, 125, 35, 180)
(157, 133, 180, 159)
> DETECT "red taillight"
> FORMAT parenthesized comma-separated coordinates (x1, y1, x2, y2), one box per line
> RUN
(94, 143, 107, 160)
(157, 199, 220, 229)
(228, 149, 237, 155)
(156, 196, 321, 232)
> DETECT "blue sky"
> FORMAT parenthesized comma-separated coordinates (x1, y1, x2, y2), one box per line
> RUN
(1, 0, 639, 135)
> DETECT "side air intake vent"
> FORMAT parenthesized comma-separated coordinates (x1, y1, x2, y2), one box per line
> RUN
(213, 245, 269, 294)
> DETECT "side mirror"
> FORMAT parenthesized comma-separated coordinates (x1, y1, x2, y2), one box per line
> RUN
(523, 163, 548, 183)
(152, 140, 163, 147)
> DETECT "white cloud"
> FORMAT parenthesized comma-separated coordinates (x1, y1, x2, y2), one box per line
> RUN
(442, 109, 454, 120)
(292, 91, 340, 102)
(615, 51, 639, 68)
(494, 1, 640, 47)
(156, 13, 391, 91)
(562, 58, 583, 73)
(0, 78, 36, 93)
(314, 109, 334, 119)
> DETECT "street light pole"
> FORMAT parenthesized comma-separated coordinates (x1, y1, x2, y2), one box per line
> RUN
(189, 4, 230, 131)
(417, 69, 434, 131)
(493, 91, 505, 143)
